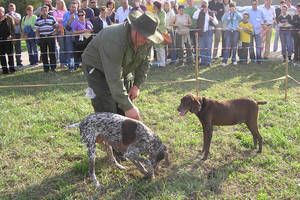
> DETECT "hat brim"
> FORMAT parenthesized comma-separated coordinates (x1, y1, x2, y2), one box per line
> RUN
(128, 11, 164, 44)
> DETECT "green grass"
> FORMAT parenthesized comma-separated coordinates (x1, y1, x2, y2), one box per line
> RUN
(0, 61, 299, 199)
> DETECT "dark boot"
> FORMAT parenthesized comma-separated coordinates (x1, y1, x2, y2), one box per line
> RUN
(9, 67, 16, 73)
(2, 67, 8, 74)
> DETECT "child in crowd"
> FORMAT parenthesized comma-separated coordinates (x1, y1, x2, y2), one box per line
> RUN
(238, 12, 253, 64)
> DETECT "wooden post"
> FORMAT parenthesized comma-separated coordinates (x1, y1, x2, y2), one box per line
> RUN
(285, 55, 288, 101)
(195, 32, 200, 97)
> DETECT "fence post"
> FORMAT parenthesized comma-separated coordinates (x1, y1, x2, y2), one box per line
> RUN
(195, 32, 200, 97)
(285, 53, 288, 101)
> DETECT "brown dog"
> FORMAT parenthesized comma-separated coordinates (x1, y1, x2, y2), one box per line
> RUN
(177, 94, 267, 160)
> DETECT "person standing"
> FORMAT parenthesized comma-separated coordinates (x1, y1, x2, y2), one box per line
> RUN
(89, 0, 100, 16)
(53, 0, 67, 68)
(106, 0, 116, 23)
(278, 4, 293, 62)
(153, 1, 167, 67)
(35, 5, 58, 72)
(260, 0, 276, 60)
(6, 3, 22, 67)
(164, 1, 176, 64)
(221, 2, 242, 66)
(193, 0, 218, 66)
(184, 0, 197, 55)
(0, 7, 15, 74)
(209, 0, 225, 60)
(81, 0, 94, 20)
(21, 5, 39, 66)
(248, 0, 264, 64)
(115, 0, 132, 23)
(63, 2, 78, 71)
(274, 0, 287, 52)
(91, 6, 112, 34)
(238, 13, 253, 64)
(292, 3, 300, 63)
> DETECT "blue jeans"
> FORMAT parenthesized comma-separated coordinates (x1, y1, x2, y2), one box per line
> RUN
(199, 30, 213, 65)
(168, 30, 177, 62)
(64, 33, 74, 69)
(250, 34, 262, 62)
(26, 38, 38, 65)
(223, 30, 239, 63)
(279, 29, 293, 57)
(57, 35, 67, 65)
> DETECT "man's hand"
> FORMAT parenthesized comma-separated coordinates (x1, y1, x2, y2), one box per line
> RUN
(128, 85, 140, 100)
(125, 107, 140, 120)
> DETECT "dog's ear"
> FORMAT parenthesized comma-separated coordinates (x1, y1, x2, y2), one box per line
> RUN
(190, 96, 201, 113)
(121, 119, 138, 145)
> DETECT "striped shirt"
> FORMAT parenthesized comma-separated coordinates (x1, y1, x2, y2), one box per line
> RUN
(35, 15, 58, 36)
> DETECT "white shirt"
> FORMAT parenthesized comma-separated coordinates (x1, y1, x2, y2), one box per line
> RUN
(100, 17, 108, 29)
(259, 4, 275, 25)
(165, 9, 175, 30)
(115, 6, 132, 23)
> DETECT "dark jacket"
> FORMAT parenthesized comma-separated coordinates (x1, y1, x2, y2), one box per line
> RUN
(196, 9, 216, 36)
(208, 0, 225, 21)
(0, 15, 15, 40)
(91, 16, 112, 33)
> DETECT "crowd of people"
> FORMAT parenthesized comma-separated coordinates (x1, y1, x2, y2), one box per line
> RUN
(0, 0, 299, 74)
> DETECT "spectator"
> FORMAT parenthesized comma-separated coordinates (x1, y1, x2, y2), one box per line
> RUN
(193, 0, 218, 67)
(278, 4, 293, 62)
(115, 0, 132, 23)
(170, 0, 178, 15)
(248, 0, 264, 64)
(173, 5, 193, 65)
(238, 12, 253, 64)
(21, 5, 38, 66)
(0, 7, 15, 74)
(184, 0, 197, 54)
(132, 0, 147, 12)
(145, 0, 154, 13)
(153, 1, 167, 67)
(71, 9, 93, 69)
(81, 0, 94, 20)
(274, 0, 287, 52)
(209, 0, 225, 59)
(286, 0, 297, 16)
(106, 0, 116, 23)
(91, 6, 112, 34)
(89, 0, 100, 16)
(34, 0, 55, 16)
(164, 1, 176, 64)
(6, 3, 22, 67)
(292, 3, 300, 63)
(53, 0, 67, 68)
(221, 2, 242, 66)
(35, 5, 58, 72)
(221, 0, 231, 57)
(260, 0, 276, 60)
(63, 2, 78, 71)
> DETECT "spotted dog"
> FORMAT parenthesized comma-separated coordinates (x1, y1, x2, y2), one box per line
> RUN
(79, 112, 169, 188)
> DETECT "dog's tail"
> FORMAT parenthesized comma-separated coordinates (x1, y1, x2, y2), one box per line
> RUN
(256, 101, 268, 105)
(65, 122, 80, 129)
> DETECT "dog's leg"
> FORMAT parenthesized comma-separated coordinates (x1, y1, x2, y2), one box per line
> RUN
(87, 142, 101, 189)
(202, 124, 213, 160)
(246, 121, 262, 153)
(104, 144, 126, 170)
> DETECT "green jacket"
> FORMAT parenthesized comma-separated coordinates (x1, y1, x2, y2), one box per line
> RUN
(82, 23, 152, 111)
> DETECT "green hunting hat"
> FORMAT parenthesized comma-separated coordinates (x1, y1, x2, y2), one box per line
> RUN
(128, 10, 164, 44)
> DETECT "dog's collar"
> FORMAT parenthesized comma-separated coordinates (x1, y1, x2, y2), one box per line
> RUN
(197, 97, 206, 114)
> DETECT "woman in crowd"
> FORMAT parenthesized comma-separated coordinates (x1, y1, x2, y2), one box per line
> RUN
(173, 5, 193, 65)
(91, 6, 112, 34)
(278, 4, 293, 62)
(106, 0, 116, 23)
(221, 0, 231, 57)
(53, 0, 67, 68)
(153, 1, 167, 67)
(71, 9, 93, 70)
(21, 5, 38, 66)
(164, 1, 176, 64)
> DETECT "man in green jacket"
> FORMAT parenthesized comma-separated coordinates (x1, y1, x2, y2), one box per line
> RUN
(82, 10, 163, 120)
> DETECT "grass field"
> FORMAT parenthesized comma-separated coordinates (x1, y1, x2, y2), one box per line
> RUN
(0, 61, 299, 199)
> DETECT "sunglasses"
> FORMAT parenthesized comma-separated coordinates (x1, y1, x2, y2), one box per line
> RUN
(90, 2, 96, 3)
(78, 14, 85, 16)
